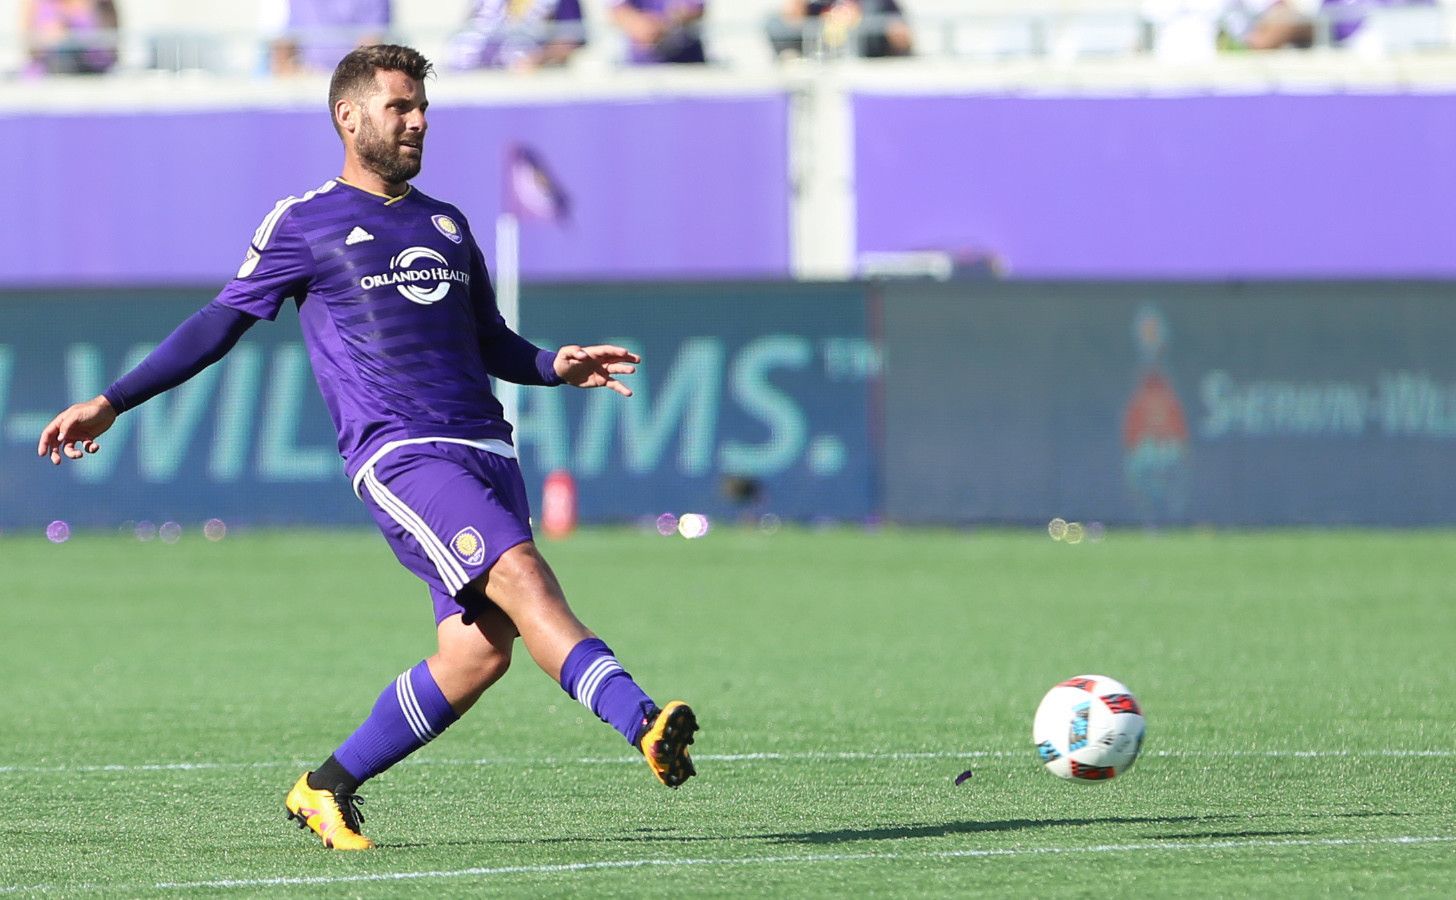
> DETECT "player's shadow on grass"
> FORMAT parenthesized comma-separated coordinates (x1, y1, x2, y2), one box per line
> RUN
(756, 809, 1415, 845)
(758, 815, 1241, 845)
(1145, 829, 1312, 840)
(466, 811, 1409, 850)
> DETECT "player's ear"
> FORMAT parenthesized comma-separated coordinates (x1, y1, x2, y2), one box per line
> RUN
(335, 98, 358, 136)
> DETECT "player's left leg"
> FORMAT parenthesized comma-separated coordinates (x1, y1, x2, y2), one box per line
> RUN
(364, 443, 697, 786)
(464, 541, 698, 789)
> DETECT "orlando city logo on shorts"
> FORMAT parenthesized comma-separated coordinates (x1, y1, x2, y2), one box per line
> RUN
(451, 526, 487, 566)
(432, 214, 463, 244)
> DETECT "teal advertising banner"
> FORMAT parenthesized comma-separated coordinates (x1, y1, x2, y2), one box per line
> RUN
(513, 283, 877, 524)
(880, 282, 1456, 526)
(6, 282, 1452, 529)
(0, 284, 876, 529)
(0, 290, 358, 529)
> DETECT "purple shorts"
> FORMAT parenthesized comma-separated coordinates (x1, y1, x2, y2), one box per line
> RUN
(356, 442, 534, 625)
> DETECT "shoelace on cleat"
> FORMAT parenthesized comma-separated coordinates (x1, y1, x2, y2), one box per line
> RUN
(335, 792, 366, 832)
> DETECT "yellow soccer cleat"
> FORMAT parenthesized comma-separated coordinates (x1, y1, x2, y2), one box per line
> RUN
(284, 772, 375, 850)
(638, 701, 699, 788)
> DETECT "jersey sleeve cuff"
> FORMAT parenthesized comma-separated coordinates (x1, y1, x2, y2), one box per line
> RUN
(536, 348, 564, 386)
(102, 385, 131, 415)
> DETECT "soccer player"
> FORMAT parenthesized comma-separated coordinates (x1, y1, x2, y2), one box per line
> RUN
(36, 44, 698, 851)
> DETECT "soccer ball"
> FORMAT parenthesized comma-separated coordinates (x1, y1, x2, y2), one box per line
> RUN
(1032, 674, 1145, 782)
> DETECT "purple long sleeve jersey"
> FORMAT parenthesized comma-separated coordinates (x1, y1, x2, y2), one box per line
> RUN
(105, 178, 561, 483)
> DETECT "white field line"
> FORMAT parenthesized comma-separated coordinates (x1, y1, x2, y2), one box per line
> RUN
(0, 748, 1452, 776)
(1, 835, 1450, 895)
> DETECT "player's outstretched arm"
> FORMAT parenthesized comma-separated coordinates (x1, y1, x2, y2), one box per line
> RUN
(36, 299, 259, 467)
(553, 345, 641, 397)
(37, 396, 117, 466)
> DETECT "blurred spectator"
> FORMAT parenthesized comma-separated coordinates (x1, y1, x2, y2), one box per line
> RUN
(1142, 0, 1242, 61)
(770, 0, 913, 60)
(1244, 0, 1434, 50)
(606, 0, 706, 64)
(22, 0, 118, 75)
(267, 0, 392, 75)
(1241, 0, 1314, 47)
(1144, 0, 1434, 59)
(448, 0, 586, 71)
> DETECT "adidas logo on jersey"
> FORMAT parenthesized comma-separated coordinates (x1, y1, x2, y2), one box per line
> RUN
(345, 227, 374, 246)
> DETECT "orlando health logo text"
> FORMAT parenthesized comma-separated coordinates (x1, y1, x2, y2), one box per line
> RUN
(359, 246, 470, 306)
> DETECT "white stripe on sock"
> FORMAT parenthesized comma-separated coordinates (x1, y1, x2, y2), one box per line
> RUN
(573, 658, 615, 709)
(402, 673, 439, 741)
(584, 661, 624, 707)
(577, 658, 623, 712)
(395, 672, 435, 743)
(394, 674, 428, 742)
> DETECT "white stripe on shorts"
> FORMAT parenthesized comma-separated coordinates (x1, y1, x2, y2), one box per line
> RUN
(351, 437, 516, 499)
(395, 672, 436, 743)
(362, 469, 465, 594)
(361, 469, 469, 594)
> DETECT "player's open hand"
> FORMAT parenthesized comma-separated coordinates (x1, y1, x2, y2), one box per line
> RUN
(37, 395, 117, 466)
(553, 345, 640, 397)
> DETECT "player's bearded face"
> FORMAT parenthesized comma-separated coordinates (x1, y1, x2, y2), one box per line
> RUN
(356, 107, 423, 184)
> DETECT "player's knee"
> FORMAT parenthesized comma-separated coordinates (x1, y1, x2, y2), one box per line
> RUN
(491, 541, 568, 605)
(472, 639, 512, 684)
(437, 606, 516, 686)
(437, 636, 511, 696)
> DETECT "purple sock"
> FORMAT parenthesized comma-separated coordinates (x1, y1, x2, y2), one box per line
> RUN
(560, 638, 657, 745)
(333, 660, 460, 784)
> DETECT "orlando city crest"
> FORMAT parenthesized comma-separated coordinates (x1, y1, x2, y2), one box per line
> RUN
(451, 526, 486, 566)
(432, 214, 463, 244)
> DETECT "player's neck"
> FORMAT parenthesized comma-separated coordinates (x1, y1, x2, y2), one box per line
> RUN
(338, 161, 409, 199)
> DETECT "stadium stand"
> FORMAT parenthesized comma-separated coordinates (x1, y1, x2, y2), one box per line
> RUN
(5, 0, 1456, 76)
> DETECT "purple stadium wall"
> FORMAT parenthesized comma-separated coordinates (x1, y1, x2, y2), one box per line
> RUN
(0, 96, 791, 285)
(853, 92, 1456, 279)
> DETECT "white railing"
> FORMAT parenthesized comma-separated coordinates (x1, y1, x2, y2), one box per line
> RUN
(4, 4, 1455, 79)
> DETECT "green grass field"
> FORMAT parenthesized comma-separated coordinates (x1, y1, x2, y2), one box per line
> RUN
(1, 526, 1453, 896)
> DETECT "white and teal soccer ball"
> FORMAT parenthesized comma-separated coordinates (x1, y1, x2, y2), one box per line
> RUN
(1032, 675, 1145, 782)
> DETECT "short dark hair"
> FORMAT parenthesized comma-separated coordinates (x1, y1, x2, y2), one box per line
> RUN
(328, 44, 434, 134)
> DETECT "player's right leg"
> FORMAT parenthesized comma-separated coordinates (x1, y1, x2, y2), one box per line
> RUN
(428, 600, 518, 715)
(286, 604, 518, 849)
